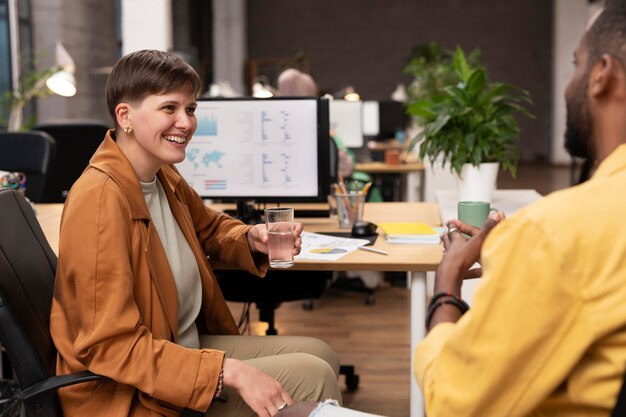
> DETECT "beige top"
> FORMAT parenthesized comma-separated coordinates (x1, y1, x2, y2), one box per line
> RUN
(141, 178, 202, 349)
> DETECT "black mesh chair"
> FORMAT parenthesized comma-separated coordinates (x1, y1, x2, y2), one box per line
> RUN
(34, 120, 110, 203)
(0, 131, 56, 203)
(0, 189, 203, 416)
(215, 270, 331, 336)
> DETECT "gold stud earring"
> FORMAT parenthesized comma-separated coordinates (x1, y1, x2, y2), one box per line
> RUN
(123, 125, 133, 134)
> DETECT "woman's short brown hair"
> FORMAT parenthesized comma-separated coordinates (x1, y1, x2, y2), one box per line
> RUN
(105, 50, 203, 125)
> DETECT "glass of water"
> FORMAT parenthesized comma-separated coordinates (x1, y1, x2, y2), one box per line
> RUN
(264, 207, 295, 268)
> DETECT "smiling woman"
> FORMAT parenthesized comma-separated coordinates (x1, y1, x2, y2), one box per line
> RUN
(50, 50, 342, 417)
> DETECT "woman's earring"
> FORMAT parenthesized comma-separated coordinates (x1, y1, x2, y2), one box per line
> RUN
(123, 125, 133, 134)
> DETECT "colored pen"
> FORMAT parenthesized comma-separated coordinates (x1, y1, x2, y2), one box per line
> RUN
(358, 246, 389, 256)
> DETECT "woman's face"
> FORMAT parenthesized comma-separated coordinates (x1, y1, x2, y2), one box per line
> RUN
(123, 88, 197, 181)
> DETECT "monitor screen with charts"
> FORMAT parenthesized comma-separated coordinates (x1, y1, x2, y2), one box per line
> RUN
(176, 97, 330, 203)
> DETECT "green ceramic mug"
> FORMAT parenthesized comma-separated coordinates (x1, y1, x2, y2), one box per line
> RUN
(457, 201, 498, 228)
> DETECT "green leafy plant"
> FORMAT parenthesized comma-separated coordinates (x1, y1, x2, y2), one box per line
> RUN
(1, 66, 59, 131)
(405, 45, 533, 177)
(404, 42, 481, 105)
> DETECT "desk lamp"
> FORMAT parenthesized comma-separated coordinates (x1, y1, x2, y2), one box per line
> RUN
(251, 75, 276, 98)
(334, 86, 360, 102)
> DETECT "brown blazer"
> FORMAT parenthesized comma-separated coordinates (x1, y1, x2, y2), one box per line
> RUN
(50, 131, 269, 416)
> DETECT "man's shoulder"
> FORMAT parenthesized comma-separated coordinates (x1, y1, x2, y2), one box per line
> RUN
(501, 179, 622, 250)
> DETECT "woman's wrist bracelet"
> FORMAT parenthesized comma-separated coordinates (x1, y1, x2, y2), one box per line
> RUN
(213, 366, 228, 403)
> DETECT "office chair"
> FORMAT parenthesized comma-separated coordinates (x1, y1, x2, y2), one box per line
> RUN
(34, 120, 110, 203)
(215, 270, 331, 336)
(0, 131, 56, 203)
(0, 189, 204, 417)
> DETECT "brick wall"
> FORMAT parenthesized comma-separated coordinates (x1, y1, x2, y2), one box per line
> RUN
(247, 0, 553, 161)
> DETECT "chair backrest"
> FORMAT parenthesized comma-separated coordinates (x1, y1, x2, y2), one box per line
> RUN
(35, 120, 110, 203)
(0, 131, 56, 203)
(0, 189, 58, 388)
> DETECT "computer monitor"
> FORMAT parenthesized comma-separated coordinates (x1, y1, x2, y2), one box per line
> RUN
(329, 100, 364, 148)
(377, 100, 410, 140)
(176, 97, 330, 205)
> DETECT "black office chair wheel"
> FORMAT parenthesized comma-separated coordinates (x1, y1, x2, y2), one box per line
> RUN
(345, 373, 360, 391)
(365, 294, 376, 305)
(302, 299, 315, 310)
(339, 365, 360, 391)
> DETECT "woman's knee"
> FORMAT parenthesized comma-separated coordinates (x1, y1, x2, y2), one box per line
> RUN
(283, 353, 342, 404)
(288, 336, 340, 377)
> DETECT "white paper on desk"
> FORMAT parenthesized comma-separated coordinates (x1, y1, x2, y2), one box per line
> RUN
(295, 231, 369, 261)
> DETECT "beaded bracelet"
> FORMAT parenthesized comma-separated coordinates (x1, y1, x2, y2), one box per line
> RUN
(426, 294, 470, 329)
(214, 366, 228, 403)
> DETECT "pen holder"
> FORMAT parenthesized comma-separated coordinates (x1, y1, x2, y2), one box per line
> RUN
(335, 192, 365, 229)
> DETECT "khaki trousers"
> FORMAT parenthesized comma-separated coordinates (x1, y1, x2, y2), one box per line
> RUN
(202, 335, 342, 417)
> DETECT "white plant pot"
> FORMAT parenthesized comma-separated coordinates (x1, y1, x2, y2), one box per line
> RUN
(457, 162, 499, 203)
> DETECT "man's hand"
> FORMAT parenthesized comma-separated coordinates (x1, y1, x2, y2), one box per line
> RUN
(247, 223, 303, 256)
(439, 212, 503, 281)
(222, 358, 294, 417)
(428, 211, 504, 330)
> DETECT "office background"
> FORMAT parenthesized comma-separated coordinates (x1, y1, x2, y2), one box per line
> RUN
(2, 0, 600, 164)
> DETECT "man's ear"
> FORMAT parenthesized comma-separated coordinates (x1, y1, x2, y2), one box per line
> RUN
(589, 53, 616, 97)
(115, 103, 131, 128)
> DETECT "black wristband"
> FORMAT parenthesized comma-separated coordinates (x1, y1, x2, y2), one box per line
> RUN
(426, 298, 469, 329)
(428, 291, 470, 313)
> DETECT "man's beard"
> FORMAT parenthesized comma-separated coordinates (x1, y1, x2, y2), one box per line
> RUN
(564, 79, 594, 159)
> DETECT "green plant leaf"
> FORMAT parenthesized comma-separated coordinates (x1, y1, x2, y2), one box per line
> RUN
(466, 69, 486, 98)
(453, 46, 471, 83)
(406, 100, 438, 121)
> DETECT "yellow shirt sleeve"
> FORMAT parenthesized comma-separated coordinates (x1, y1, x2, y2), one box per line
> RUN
(413, 215, 587, 417)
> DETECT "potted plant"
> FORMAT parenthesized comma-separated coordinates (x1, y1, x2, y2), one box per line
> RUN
(405, 45, 533, 202)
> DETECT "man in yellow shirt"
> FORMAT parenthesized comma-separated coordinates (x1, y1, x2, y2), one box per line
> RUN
(414, 1, 626, 416)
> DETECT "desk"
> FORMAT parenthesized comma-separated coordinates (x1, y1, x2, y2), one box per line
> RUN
(37, 202, 442, 417)
(355, 161, 425, 202)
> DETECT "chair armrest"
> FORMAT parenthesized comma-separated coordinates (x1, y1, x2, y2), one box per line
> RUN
(181, 408, 206, 417)
(18, 370, 208, 416)
(18, 370, 105, 401)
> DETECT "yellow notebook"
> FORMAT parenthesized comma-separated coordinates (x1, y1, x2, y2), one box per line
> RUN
(378, 222, 438, 236)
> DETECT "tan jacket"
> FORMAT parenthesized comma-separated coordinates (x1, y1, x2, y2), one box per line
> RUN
(50, 131, 268, 416)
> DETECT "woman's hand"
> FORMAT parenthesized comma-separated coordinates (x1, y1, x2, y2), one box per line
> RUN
(222, 358, 293, 417)
(247, 223, 303, 256)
